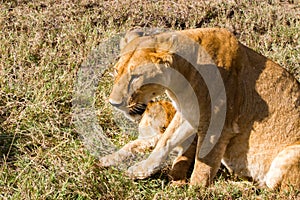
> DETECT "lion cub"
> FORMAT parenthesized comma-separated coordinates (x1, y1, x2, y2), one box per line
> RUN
(99, 101, 196, 183)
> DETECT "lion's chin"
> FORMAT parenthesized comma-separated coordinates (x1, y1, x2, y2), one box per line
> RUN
(124, 113, 143, 122)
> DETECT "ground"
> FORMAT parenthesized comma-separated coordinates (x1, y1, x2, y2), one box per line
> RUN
(0, 0, 299, 199)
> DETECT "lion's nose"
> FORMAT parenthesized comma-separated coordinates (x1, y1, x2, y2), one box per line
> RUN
(109, 99, 125, 108)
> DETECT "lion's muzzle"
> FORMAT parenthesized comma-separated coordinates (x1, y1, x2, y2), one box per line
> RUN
(109, 99, 125, 108)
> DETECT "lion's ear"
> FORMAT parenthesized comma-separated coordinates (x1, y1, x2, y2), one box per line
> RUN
(120, 29, 144, 50)
(155, 34, 178, 53)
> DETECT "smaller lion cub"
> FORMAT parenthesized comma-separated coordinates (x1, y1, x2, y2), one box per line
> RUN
(99, 101, 196, 183)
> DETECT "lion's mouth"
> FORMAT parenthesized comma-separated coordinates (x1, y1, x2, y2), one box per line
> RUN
(128, 103, 147, 116)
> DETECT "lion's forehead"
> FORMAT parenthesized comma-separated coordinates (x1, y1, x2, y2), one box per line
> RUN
(114, 49, 155, 82)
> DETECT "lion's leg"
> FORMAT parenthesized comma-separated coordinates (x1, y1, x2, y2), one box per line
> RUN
(169, 135, 197, 185)
(190, 132, 229, 187)
(98, 136, 161, 167)
(265, 142, 300, 190)
(99, 101, 173, 168)
(126, 112, 196, 179)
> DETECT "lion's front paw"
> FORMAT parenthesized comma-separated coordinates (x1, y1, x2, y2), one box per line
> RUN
(98, 154, 119, 168)
(126, 159, 161, 179)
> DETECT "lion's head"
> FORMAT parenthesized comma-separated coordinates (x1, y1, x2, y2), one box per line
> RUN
(109, 30, 177, 121)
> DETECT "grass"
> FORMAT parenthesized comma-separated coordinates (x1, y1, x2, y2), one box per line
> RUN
(0, 0, 299, 199)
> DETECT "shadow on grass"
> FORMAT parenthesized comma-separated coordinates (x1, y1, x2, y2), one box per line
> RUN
(0, 130, 19, 164)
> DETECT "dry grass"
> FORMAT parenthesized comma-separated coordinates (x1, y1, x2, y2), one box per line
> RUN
(0, 0, 299, 199)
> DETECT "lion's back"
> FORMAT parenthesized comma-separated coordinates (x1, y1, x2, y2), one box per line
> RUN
(223, 42, 300, 184)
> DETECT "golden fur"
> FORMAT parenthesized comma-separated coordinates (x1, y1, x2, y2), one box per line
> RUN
(107, 28, 300, 190)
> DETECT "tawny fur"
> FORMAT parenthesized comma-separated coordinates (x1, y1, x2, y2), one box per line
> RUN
(108, 28, 300, 190)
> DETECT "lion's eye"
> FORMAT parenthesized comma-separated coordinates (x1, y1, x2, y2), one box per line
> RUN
(129, 74, 140, 84)
(128, 74, 141, 92)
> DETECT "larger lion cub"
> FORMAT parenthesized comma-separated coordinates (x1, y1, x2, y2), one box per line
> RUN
(107, 28, 300, 190)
